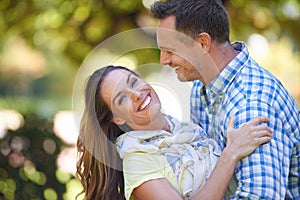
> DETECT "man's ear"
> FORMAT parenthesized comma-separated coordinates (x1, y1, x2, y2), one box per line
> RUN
(195, 32, 211, 51)
(111, 117, 126, 125)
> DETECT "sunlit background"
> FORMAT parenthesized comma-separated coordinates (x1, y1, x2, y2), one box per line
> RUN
(0, 0, 299, 199)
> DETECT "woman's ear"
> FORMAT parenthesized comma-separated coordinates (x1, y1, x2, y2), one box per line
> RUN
(195, 32, 211, 51)
(111, 117, 126, 125)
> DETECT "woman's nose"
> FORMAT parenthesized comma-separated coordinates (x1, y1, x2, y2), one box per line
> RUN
(130, 90, 142, 102)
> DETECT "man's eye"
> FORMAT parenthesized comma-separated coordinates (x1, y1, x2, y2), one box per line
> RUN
(131, 78, 137, 87)
(118, 96, 126, 105)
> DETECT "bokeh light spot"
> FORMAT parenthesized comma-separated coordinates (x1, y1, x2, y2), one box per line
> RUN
(44, 188, 58, 200)
(43, 138, 56, 155)
(63, 179, 84, 200)
(53, 111, 78, 145)
(55, 169, 72, 184)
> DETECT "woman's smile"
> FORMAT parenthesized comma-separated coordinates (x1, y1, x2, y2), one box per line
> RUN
(137, 94, 152, 111)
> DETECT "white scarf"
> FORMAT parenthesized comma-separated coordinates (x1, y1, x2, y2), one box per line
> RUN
(116, 115, 221, 198)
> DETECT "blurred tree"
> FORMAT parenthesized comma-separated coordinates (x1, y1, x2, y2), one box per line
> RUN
(0, 0, 299, 111)
(0, 114, 70, 200)
(0, 0, 299, 113)
(0, 0, 149, 115)
(224, 0, 300, 48)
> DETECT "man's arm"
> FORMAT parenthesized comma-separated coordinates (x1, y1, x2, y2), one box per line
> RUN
(229, 103, 291, 199)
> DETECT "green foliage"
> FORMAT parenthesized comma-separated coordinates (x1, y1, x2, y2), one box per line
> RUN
(0, 0, 299, 111)
(0, 114, 78, 199)
(226, 0, 300, 46)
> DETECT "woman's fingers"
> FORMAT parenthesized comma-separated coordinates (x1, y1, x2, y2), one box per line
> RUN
(226, 115, 273, 141)
(226, 116, 273, 160)
(239, 117, 273, 135)
(246, 116, 269, 126)
(252, 130, 273, 139)
(247, 129, 272, 147)
(260, 135, 272, 142)
(252, 124, 273, 133)
(256, 136, 272, 145)
(227, 115, 235, 130)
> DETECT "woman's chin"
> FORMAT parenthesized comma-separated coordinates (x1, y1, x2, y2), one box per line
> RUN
(149, 104, 163, 117)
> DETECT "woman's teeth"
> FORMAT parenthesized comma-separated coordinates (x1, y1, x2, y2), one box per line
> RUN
(138, 96, 151, 111)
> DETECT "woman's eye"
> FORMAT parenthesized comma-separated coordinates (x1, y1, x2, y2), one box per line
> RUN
(118, 96, 126, 105)
(131, 78, 137, 87)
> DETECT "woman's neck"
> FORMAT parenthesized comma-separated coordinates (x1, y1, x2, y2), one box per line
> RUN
(131, 114, 170, 132)
(160, 116, 171, 132)
(147, 114, 170, 132)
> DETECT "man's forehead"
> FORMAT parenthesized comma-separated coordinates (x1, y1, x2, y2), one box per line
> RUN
(157, 28, 179, 47)
(157, 29, 193, 53)
(157, 15, 176, 28)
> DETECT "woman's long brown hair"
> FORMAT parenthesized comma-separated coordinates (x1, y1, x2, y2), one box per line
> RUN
(76, 66, 137, 200)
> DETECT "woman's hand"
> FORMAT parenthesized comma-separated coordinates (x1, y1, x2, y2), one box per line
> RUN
(225, 116, 273, 161)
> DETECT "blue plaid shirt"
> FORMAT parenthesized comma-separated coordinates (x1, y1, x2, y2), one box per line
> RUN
(190, 42, 300, 199)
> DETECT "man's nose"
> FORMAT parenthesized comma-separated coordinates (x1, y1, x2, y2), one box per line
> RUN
(160, 50, 171, 65)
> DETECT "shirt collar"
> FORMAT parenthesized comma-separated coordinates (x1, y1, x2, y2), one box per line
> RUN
(203, 42, 249, 99)
(165, 115, 178, 133)
(165, 115, 207, 138)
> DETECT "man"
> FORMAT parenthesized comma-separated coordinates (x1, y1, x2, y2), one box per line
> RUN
(150, 0, 300, 199)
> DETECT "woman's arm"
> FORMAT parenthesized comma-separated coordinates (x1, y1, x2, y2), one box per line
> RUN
(132, 178, 182, 200)
(132, 116, 272, 200)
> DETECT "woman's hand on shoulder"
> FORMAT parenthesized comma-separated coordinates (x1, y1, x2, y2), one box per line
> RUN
(225, 116, 273, 161)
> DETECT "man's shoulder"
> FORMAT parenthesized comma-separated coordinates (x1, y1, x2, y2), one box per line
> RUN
(226, 62, 298, 113)
(230, 61, 279, 94)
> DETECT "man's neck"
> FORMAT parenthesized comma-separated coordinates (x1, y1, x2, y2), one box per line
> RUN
(210, 42, 238, 72)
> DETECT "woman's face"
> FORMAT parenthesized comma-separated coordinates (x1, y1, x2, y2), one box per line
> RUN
(100, 69, 162, 130)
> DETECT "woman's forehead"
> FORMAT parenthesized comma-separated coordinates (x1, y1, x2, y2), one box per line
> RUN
(104, 69, 132, 83)
(100, 69, 133, 103)
(111, 68, 131, 76)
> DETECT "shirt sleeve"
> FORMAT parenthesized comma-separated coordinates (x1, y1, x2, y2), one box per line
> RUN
(228, 100, 299, 199)
(122, 153, 179, 200)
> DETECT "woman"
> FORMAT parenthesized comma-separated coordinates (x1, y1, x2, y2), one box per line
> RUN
(76, 65, 272, 200)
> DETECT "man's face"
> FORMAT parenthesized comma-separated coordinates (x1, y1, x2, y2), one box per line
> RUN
(157, 16, 213, 84)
